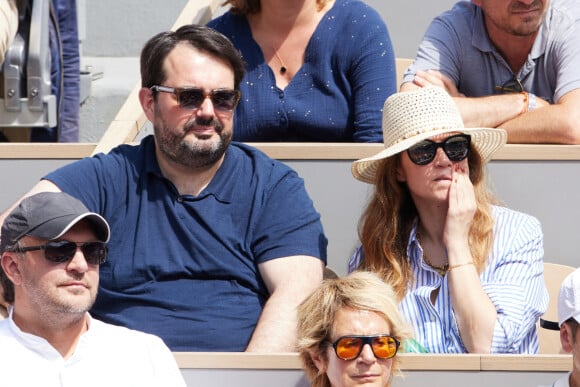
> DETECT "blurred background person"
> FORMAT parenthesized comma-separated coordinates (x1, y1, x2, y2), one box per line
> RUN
(401, 0, 580, 144)
(0, 0, 18, 65)
(208, 0, 396, 142)
(0, 0, 80, 142)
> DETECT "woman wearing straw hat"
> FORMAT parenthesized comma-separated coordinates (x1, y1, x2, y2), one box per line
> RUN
(349, 87, 549, 354)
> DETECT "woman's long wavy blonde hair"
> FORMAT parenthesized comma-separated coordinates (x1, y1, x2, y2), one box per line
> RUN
(356, 147, 499, 301)
(222, 0, 330, 14)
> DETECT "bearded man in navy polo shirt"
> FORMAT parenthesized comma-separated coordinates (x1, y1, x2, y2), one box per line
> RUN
(0, 25, 327, 352)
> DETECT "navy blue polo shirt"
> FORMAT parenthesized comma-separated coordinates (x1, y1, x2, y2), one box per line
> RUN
(45, 136, 327, 351)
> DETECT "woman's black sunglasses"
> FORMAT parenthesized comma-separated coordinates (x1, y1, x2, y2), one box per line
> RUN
(12, 240, 108, 265)
(150, 85, 241, 112)
(407, 134, 471, 165)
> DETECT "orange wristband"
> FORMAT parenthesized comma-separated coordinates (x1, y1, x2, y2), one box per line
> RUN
(521, 92, 529, 115)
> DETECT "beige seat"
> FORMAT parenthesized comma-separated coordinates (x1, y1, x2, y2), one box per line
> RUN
(538, 262, 576, 354)
(395, 58, 413, 89)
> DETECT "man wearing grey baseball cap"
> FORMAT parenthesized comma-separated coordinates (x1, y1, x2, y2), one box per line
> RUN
(0, 192, 185, 386)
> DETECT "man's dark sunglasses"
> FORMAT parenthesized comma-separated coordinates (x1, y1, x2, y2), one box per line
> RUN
(494, 76, 524, 94)
(407, 134, 471, 165)
(331, 334, 400, 361)
(150, 85, 241, 111)
(12, 240, 108, 265)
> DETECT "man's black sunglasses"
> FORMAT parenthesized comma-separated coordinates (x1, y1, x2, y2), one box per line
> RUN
(11, 240, 108, 265)
(150, 85, 241, 111)
(407, 134, 471, 165)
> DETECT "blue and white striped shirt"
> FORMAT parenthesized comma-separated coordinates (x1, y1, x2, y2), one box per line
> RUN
(349, 206, 549, 353)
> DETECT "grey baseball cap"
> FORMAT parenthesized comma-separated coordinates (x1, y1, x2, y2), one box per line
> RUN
(0, 192, 110, 253)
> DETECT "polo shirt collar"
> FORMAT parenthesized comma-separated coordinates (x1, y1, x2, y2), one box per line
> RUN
(142, 135, 237, 203)
(472, 7, 495, 54)
(141, 135, 164, 177)
(195, 145, 238, 203)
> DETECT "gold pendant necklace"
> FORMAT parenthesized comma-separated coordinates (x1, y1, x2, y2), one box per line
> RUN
(423, 251, 449, 276)
(417, 232, 448, 276)
(273, 50, 287, 75)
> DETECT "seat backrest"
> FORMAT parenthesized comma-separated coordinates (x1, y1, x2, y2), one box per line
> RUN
(395, 57, 413, 89)
(538, 262, 576, 354)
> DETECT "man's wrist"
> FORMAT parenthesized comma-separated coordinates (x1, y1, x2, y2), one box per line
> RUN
(520, 92, 529, 115)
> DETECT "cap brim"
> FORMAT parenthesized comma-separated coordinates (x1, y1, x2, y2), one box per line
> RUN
(30, 212, 111, 243)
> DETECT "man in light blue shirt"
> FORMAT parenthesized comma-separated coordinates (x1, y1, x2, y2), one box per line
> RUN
(402, 0, 580, 144)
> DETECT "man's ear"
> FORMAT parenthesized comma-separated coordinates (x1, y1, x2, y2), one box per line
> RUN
(1, 253, 22, 286)
(560, 323, 574, 353)
(139, 87, 156, 123)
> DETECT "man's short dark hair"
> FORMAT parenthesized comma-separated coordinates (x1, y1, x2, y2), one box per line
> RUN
(140, 24, 245, 91)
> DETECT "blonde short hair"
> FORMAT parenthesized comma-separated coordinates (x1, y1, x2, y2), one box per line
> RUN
(296, 271, 411, 387)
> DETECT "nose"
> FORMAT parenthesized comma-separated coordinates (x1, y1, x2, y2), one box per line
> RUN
(357, 344, 377, 363)
(196, 95, 216, 117)
(433, 147, 452, 166)
(66, 247, 89, 273)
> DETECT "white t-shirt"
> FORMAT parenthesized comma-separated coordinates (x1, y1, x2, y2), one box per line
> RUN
(0, 311, 186, 387)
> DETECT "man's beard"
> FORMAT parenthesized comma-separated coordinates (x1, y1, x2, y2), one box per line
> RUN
(155, 116, 232, 169)
(22, 273, 95, 327)
(508, 0, 545, 36)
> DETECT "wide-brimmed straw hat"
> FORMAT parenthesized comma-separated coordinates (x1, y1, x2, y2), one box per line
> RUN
(352, 87, 507, 184)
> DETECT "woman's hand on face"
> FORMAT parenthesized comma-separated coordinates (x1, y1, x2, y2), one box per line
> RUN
(443, 164, 476, 248)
